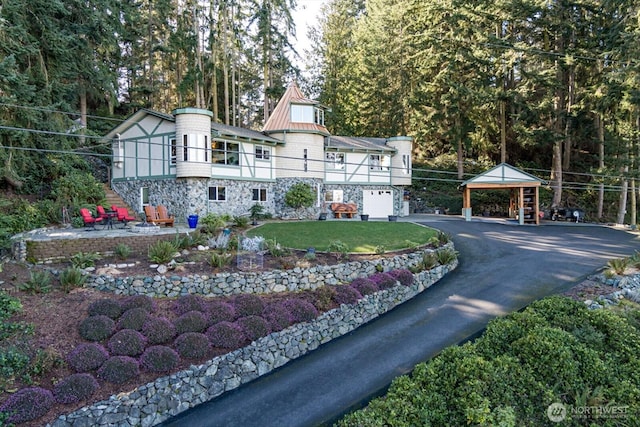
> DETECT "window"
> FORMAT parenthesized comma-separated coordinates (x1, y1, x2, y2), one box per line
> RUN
(314, 108, 324, 126)
(369, 154, 390, 171)
(402, 154, 411, 174)
(324, 190, 343, 203)
(326, 152, 345, 170)
(252, 188, 267, 202)
(170, 138, 177, 164)
(255, 146, 270, 160)
(182, 135, 188, 161)
(291, 104, 325, 126)
(212, 141, 239, 165)
(208, 186, 226, 202)
(140, 187, 149, 209)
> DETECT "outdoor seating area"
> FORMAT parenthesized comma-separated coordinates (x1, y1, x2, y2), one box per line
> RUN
(330, 202, 358, 219)
(144, 205, 175, 227)
(81, 206, 137, 230)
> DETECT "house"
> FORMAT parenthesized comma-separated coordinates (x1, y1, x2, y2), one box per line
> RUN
(105, 83, 413, 223)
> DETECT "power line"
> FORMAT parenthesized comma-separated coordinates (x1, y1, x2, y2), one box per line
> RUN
(0, 103, 124, 123)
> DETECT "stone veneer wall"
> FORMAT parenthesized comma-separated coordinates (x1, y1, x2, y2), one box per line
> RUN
(48, 249, 458, 427)
(112, 177, 403, 222)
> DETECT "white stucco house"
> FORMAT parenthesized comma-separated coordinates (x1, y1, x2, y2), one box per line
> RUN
(105, 82, 413, 223)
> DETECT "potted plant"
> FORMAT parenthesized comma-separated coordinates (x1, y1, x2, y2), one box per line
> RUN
(188, 214, 199, 229)
(360, 214, 369, 221)
(388, 214, 398, 222)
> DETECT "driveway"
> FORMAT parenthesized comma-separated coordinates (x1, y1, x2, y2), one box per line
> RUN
(158, 216, 640, 427)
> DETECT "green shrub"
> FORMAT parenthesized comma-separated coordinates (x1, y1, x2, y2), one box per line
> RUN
(171, 232, 193, 250)
(114, 243, 132, 260)
(117, 307, 150, 331)
(374, 245, 386, 255)
(0, 291, 22, 320)
(263, 239, 289, 257)
(51, 171, 105, 205)
(0, 386, 54, 424)
(309, 286, 336, 311)
(232, 215, 250, 229)
(19, 270, 52, 294)
(284, 183, 315, 209)
(410, 252, 438, 273)
(69, 251, 100, 268)
(59, 267, 87, 292)
(107, 329, 147, 356)
(97, 356, 140, 384)
(66, 343, 109, 372)
(328, 240, 349, 261)
(87, 298, 122, 319)
(142, 317, 176, 345)
(148, 240, 178, 264)
(435, 248, 458, 265)
(607, 257, 629, 275)
(78, 315, 116, 342)
(139, 346, 180, 373)
(173, 332, 211, 359)
(630, 251, 640, 269)
(199, 213, 232, 234)
(208, 251, 234, 268)
(53, 373, 99, 404)
(173, 310, 208, 334)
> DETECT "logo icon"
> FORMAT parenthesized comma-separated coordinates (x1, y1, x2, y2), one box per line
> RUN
(547, 402, 567, 423)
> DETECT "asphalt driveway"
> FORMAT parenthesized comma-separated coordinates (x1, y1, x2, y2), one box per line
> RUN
(158, 216, 640, 427)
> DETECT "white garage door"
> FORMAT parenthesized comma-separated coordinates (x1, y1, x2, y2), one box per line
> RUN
(362, 189, 394, 218)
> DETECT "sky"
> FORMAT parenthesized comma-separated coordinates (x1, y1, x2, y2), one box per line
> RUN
(291, 0, 326, 55)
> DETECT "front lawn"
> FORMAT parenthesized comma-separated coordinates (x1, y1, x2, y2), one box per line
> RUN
(245, 221, 438, 252)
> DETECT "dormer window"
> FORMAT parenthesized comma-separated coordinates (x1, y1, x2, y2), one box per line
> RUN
(291, 104, 325, 126)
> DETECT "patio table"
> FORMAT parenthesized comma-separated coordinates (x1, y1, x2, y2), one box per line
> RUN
(103, 211, 118, 229)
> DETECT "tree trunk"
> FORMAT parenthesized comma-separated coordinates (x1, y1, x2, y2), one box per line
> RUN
(597, 113, 605, 219)
(617, 164, 628, 225)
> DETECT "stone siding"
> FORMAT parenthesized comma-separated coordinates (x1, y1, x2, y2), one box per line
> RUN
(48, 252, 458, 427)
(112, 178, 401, 222)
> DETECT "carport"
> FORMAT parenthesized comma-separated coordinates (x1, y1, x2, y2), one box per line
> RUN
(460, 163, 544, 225)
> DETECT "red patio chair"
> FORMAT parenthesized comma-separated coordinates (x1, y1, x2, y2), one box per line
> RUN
(96, 205, 109, 220)
(79, 208, 103, 230)
(116, 207, 136, 227)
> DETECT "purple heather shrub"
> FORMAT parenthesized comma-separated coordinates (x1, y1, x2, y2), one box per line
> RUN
(208, 300, 237, 324)
(140, 346, 180, 373)
(233, 294, 265, 317)
(332, 285, 362, 306)
(368, 272, 397, 290)
(66, 342, 109, 372)
(174, 310, 208, 334)
(0, 386, 54, 424)
(53, 373, 99, 404)
(107, 329, 147, 356)
(235, 315, 271, 342)
(97, 356, 140, 384)
(206, 321, 246, 349)
(87, 298, 122, 319)
(142, 316, 177, 345)
(120, 294, 156, 313)
(350, 277, 379, 296)
(78, 314, 116, 342)
(174, 332, 211, 359)
(388, 269, 414, 287)
(262, 302, 292, 332)
(117, 307, 150, 331)
(172, 294, 206, 316)
(280, 298, 319, 323)
(307, 286, 336, 312)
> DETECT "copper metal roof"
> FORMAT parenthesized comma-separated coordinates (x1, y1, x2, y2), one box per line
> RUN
(262, 82, 330, 135)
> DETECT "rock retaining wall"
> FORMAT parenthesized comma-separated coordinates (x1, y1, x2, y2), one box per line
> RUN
(85, 245, 453, 298)
(48, 248, 458, 427)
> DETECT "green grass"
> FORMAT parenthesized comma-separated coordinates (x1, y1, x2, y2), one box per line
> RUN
(245, 221, 438, 253)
